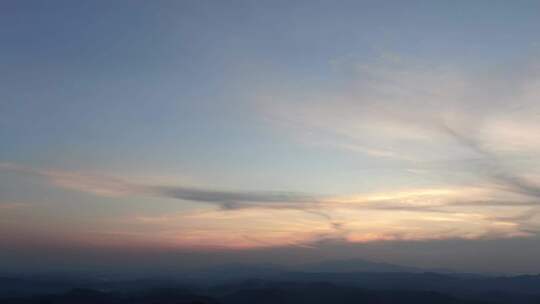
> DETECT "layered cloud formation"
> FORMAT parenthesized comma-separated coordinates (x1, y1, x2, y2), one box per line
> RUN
(4, 56, 540, 251)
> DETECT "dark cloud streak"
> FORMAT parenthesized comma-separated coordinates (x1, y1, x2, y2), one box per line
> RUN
(155, 185, 319, 210)
(440, 123, 540, 201)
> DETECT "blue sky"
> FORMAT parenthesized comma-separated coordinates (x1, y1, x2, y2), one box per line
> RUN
(2, 0, 540, 273)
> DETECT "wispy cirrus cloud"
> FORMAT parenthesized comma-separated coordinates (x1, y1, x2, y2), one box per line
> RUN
(0, 202, 28, 210)
(2, 161, 539, 248)
(2, 162, 534, 212)
(0, 162, 321, 211)
(260, 55, 540, 166)
(243, 55, 540, 243)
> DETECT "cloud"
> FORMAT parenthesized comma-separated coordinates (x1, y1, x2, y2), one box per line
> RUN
(3, 161, 539, 246)
(261, 55, 540, 173)
(0, 162, 526, 213)
(255, 54, 540, 216)
(259, 58, 474, 162)
(0, 162, 322, 211)
(439, 124, 540, 201)
(156, 185, 319, 210)
(0, 202, 28, 210)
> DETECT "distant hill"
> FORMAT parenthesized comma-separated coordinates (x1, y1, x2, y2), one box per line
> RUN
(271, 272, 540, 303)
(220, 282, 488, 304)
(296, 258, 426, 273)
(2, 267, 540, 304)
(189, 258, 451, 281)
(0, 283, 490, 304)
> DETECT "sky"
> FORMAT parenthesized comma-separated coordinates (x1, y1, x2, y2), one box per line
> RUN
(2, 0, 540, 274)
